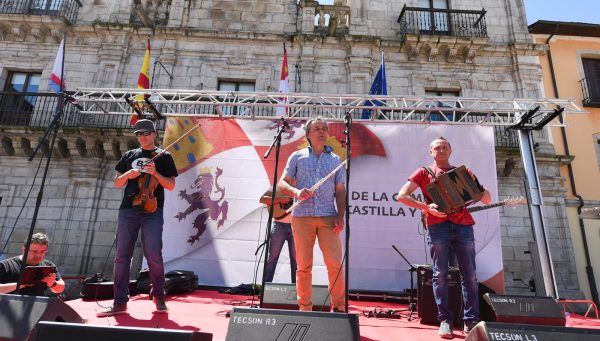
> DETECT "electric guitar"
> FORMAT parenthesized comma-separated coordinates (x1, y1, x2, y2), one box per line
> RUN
(467, 197, 527, 213)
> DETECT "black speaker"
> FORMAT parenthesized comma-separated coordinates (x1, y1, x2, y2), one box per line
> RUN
(417, 265, 462, 326)
(226, 307, 360, 341)
(30, 321, 213, 341)
(0, 294, 83, 340)
(261, 282, 331, 311)
(465, 321, 600, 341)
(483, 294, 566, 326)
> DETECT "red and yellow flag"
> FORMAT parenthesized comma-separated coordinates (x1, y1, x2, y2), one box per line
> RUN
(131, 39, 151, 125)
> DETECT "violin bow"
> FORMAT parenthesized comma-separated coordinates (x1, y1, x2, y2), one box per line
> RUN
(144, 123, 201, 165)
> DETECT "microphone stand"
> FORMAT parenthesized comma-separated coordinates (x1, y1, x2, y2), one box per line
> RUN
(258, 118, 288, 307)
(17, 34, 69, 293)
(392, 244, 417, 320)
(150, 57, 174, 89)
(343, 112, 351, 313)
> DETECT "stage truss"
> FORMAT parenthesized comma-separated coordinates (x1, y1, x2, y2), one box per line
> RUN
(71, 88, 585, 128)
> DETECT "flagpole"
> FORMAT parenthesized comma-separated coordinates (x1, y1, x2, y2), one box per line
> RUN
(18, 32, 68, 293)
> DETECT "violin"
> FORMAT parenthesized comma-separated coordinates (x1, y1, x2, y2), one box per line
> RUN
(130, 123, 202, 213)
(132, 151, 159, 213)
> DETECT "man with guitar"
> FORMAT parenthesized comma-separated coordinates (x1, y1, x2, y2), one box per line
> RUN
(259, 190, 297, 283)
(98, 119, 178, 317)
(397, 137, 491, 339)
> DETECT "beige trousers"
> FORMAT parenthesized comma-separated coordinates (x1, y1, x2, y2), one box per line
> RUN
(291, 216, 345, 311)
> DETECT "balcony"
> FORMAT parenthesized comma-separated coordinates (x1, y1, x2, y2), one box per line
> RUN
(314, 3, 351, 36)
(397, 5, 487, 39)
(580, 77, 600, 107)
(0, 0, 82, 25)
(397, 5, 488, 63)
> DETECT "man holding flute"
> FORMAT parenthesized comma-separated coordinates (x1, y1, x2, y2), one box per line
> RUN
(278, 117, 347, 312)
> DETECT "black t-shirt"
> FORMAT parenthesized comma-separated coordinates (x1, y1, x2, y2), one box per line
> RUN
(0, 256, 62, 296)
(115, 148, 178, 209)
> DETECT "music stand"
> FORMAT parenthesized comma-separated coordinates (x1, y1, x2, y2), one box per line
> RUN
(392, 244, 417, 320)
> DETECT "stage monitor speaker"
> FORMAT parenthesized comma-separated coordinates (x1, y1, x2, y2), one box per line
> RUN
(0, 294, 83, 341)
(261, 282, 331, 311)
(30, 321, 213, 341)
(226, 307, 360, 341)
(465, 321, 600, 341)
(483, 294, 566, 326)
(417, 265, 462, 326)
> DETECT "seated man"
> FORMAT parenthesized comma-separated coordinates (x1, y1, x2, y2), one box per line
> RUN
(0, 233, 64, 296)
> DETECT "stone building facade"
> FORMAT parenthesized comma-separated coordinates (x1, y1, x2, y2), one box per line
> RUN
(0, 0, 583, 298)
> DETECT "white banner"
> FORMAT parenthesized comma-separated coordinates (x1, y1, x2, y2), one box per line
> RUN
(161, 117, 502, 292)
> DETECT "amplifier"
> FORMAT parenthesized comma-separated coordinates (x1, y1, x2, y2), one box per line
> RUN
(417, 265, 462, 326)
(226, 307, 359, 341)
(466, 321, 600, 341)
(261, 282, 331, 311)
(482, 294, 566, 326)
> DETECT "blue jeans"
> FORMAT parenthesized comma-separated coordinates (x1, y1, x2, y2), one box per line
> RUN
(114, 207, 165, 305)
(265, 221, 297, 283)
(426, 221, 479, 324)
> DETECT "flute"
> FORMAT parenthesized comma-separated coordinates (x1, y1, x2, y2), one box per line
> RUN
(285, 159, 347, 214)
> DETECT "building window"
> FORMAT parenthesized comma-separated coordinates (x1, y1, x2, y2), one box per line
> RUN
(424, 89, 460, 121)
(1, 72, 42, 125)
(582, 58, 600, 106)
(4, 72, 41, 93)
(217, 81, 255, 115)
(417, 0, 450, 34)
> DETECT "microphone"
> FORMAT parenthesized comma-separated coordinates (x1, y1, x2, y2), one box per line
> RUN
(62, 93, 83, 110)
(280, 117, 289, 129)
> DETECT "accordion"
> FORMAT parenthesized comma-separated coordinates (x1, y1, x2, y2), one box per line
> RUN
(425, 165, 484, 214)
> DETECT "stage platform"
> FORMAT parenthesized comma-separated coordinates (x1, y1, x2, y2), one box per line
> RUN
(65, 289, 600, 341)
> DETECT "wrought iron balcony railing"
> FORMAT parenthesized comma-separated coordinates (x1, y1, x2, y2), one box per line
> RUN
(579, 77, 600, 107)
(0, 0, 82, 25)
(397, 4, 487, 39)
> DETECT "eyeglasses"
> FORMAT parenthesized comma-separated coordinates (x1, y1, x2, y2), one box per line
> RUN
(135, 131, 154, 137)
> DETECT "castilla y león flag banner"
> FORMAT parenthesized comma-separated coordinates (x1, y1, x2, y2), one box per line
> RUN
(162, 117, 502, 293)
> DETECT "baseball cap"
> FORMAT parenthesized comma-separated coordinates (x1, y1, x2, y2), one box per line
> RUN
(133, 119, 156, 133)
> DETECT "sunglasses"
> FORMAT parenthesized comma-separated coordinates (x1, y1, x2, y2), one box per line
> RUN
(135, 131, 154, 137)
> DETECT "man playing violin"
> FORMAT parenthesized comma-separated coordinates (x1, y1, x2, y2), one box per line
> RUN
(397, 137, 490, 339)
(98, 119, 178, 317)
(278, 117, 346, 312)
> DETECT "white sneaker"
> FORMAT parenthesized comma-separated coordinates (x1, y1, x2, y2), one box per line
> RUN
(438, 321, 454, 339)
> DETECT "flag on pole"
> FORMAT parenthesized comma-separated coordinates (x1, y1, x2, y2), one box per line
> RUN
(49, 39, 66, 93)
(362, 52, 387, 119)
(276, 43, 289, 117)
(131, 39, 151, 125)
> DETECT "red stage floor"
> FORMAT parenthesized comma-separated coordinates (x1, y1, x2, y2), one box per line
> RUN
(66, 290, 600, 341)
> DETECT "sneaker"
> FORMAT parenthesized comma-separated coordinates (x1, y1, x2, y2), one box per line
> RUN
(437, 321, 453, 339)
(464, 321, 478, 334)
(96, 303, 127, 317)
(153, 296, 168, 314)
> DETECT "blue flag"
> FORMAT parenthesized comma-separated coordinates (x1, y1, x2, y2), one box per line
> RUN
(362, 52, 387, 119)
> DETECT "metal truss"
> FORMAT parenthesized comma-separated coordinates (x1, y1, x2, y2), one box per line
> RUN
(71, 88, 585, 127)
